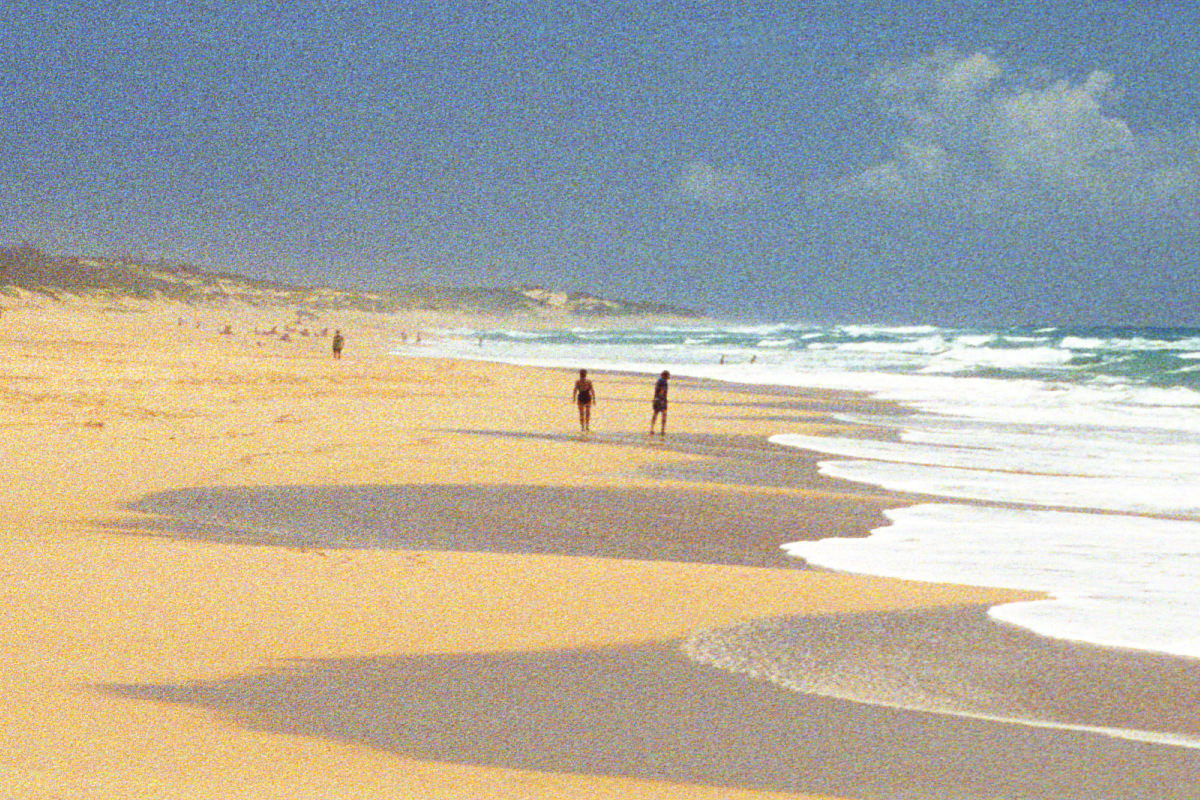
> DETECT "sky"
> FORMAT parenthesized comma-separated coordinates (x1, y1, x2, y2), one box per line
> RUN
(4, 0, 1200, 323)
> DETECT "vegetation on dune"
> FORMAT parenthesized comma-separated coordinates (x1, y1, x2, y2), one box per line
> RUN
(0, 245, 702, 318)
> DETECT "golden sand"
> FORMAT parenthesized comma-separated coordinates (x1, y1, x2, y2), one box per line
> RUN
(0, 294, 1024, 799)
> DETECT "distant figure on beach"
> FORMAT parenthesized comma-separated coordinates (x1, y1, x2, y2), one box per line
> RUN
(331, 329, 345, 359)
(572, 369, 595, 432)
(650, 370, 670, 435)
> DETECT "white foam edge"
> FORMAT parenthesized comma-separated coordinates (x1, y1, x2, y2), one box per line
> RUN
(791, 675, 1200, 751)
(683, 634, 1200, 751)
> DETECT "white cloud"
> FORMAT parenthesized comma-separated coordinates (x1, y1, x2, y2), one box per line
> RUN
(837, 141, 955, 202)
(833, 50, 1200, 215)
(990, 71, 1135, 189)
(673, 161, 763, 208)
(939, 52, 1003, 94)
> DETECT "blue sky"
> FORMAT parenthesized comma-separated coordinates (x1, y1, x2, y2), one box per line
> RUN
(4, 1, 1200, 322)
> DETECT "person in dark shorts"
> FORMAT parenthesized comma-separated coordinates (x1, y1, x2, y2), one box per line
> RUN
(572, 368, 596, 432)
(331, 329, 345, 359)
(650, 369, 670, 435)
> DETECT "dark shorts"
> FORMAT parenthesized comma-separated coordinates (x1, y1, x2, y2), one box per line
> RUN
(653, 398, 667, 412)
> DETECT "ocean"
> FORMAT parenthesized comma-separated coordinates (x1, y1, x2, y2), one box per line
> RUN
(404, 322, 1200, 663)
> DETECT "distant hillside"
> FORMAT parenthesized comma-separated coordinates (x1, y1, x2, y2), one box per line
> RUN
(0, 246, 703, 318)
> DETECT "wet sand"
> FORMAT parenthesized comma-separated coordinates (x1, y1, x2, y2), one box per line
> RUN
(115, 475, 899, 568)
(688, 605, 1200, 744)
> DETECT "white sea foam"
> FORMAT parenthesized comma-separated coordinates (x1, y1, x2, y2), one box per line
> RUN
(1059, 335, 1106, 349)
(838, 324, 940, 336)
(950, 333, 998, 347)
(784, 504, 1200, 659)
(821, 458, 1200, 515)
(920, 345, 1074, 373)
(830, 335, 949, 354)
(772, 426, 1200, 515)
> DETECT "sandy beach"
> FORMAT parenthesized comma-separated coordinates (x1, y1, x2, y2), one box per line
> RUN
(2, 293, 1197, 799)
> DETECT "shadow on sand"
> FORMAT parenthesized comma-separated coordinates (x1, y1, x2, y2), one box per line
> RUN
(102, 641, 1200, 799)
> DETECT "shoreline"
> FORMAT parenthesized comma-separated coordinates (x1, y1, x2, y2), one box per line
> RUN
(112, 367, 1200, 760)
(5, 298, 1199, 798)
(113, 400, 1200, 753)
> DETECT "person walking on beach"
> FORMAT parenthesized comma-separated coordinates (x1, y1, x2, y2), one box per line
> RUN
(650, 370, 670, 436)
(572, 369, 596, 432)
(331, 329, 345, 359)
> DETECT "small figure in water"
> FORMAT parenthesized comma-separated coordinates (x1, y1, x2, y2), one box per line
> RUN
(331, 329, 345, 359)
(572, 368, 595, 432)
(650, 370, 670, 436)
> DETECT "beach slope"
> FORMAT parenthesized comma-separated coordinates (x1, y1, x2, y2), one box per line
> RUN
(1, 296, 1194, 799)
